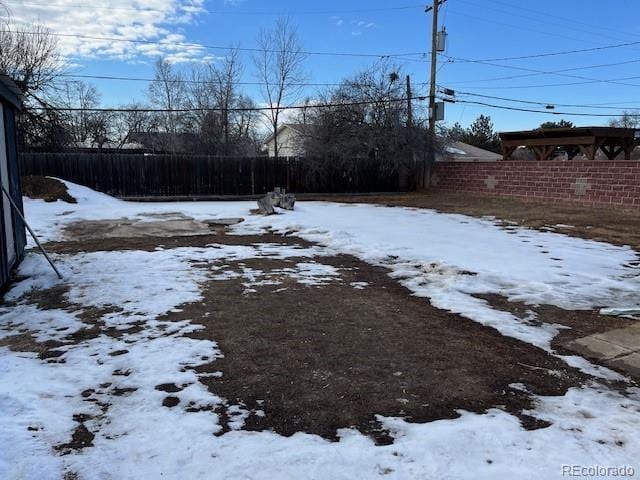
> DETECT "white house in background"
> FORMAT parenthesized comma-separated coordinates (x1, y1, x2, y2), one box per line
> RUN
(437, 141, 501, 162)
(264, 123, 315, 157)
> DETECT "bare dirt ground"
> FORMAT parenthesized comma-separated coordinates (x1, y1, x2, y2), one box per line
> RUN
(475, 294, 636, 355)
(309, 192, 640, 251)
(21, 175, 77, 204)
(176, 248, 592, 443)
(10, 229, 622, 445)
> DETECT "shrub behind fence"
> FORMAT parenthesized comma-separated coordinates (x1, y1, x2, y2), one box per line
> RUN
(19, 152, 408, 197)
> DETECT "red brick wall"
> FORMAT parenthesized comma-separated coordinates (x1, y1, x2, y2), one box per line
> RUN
(431, 161, 640, 207)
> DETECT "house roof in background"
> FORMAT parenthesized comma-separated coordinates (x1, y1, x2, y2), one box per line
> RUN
(445, 141, 502, 161)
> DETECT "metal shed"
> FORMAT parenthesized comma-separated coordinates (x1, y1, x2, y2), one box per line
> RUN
(0, 74, 26, 290)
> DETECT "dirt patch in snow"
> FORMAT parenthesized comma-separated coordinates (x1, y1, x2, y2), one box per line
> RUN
(151, 239, 591, 443)
(55, 423, 94, 452)
(477, 293, 634, 345)
(0, 332, 64, 360)
(21, 175, 77, 203)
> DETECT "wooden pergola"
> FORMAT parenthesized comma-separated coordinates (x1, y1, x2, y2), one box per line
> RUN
(499, 127, 639, 161)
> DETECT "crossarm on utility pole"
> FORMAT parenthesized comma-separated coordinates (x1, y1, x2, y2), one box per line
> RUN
(1, 184, 63, 280)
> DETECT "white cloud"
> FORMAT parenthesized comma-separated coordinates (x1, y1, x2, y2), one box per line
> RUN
(349, 19, 374, 36)
(7, 0, 210, 63)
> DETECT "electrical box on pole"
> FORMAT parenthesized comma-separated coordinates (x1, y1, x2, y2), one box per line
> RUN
(431, 102, 445, 122)
(436, 27, 447, 52)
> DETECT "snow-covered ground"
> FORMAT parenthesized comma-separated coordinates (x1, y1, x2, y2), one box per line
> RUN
(2, 180, 640, 479)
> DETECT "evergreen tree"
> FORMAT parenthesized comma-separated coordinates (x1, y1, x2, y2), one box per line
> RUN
(465, 115, 501, 153)
(538, 120, 574, 129)
(447, 122, 466, 142)
(538, 120, 577, 157)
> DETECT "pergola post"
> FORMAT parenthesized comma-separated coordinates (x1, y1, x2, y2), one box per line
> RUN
(502, 145, 516, 160)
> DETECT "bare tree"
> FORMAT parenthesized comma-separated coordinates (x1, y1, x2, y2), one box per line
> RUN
(0, 20, 67, 148)
(109, 105, 157, 150)
(302, 61, 418, 158)
(0, 1, 9, 19)
(186, 48, 243, 154)
(0, 25, 63, 92)
(185, 49, 260, 155)
(298, 61, 431, 190)
(253, 17, 307, 157)
(148, 58, 188, 153)
(609, 111, 640, 129)
(185, 65, 220, 152)
(59, 81, 107, 147)
(232, 94, 262, 154)
(212, 48, 242, 149)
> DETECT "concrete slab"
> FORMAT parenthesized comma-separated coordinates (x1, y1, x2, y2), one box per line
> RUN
(63, 215, 215, 241)
(593, 326, 640, 351)
(568, 336, 634, 361)
(608, 352, 640, 378)
(566, 322, 640, 379)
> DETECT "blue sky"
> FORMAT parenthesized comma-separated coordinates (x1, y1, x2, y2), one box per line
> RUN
(7, 0, 640, 131)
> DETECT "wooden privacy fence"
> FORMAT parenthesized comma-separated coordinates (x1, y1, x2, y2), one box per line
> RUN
(19, 153, 409, 197)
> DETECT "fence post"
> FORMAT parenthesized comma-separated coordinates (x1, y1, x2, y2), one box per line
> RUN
(251, 157, 255, 195)
(286, 157, 291, 191)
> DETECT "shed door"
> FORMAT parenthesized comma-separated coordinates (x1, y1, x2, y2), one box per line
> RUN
(0, 103, 16, 265)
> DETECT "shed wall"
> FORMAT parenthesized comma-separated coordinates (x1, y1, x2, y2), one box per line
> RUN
(0, 98, 25, 289)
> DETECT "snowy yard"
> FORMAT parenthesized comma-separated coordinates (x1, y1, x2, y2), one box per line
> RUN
(1, 180, 640, 479)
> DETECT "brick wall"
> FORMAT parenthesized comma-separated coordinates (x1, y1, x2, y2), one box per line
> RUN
(431, 160, 640, 207)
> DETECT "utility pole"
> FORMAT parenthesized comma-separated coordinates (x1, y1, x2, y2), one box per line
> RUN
(425, 0, 445, 186)
(406, 75, 413, 129)
(406, 75, 414, 185)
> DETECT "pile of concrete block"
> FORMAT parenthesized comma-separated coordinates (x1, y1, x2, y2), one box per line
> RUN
(257, 187, 296, 215)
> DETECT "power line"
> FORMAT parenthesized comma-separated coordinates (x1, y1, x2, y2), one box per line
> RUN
(55, 73, 371, 88)
(448, 89, 640, 110)
(443, 54, 640, 88)
(39, 72, 431, 90)
(483, 0, 640, 42)
(445, 75, 640, 90)
(451, 0, 637, 48)
(27, 96, 429, 113)
(452, 40, 640, 63)
(451, 0, 640, 52)
(441, 98, 639, 118)
(1, 30, 428, 61)
(444, 8, 609, 49)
